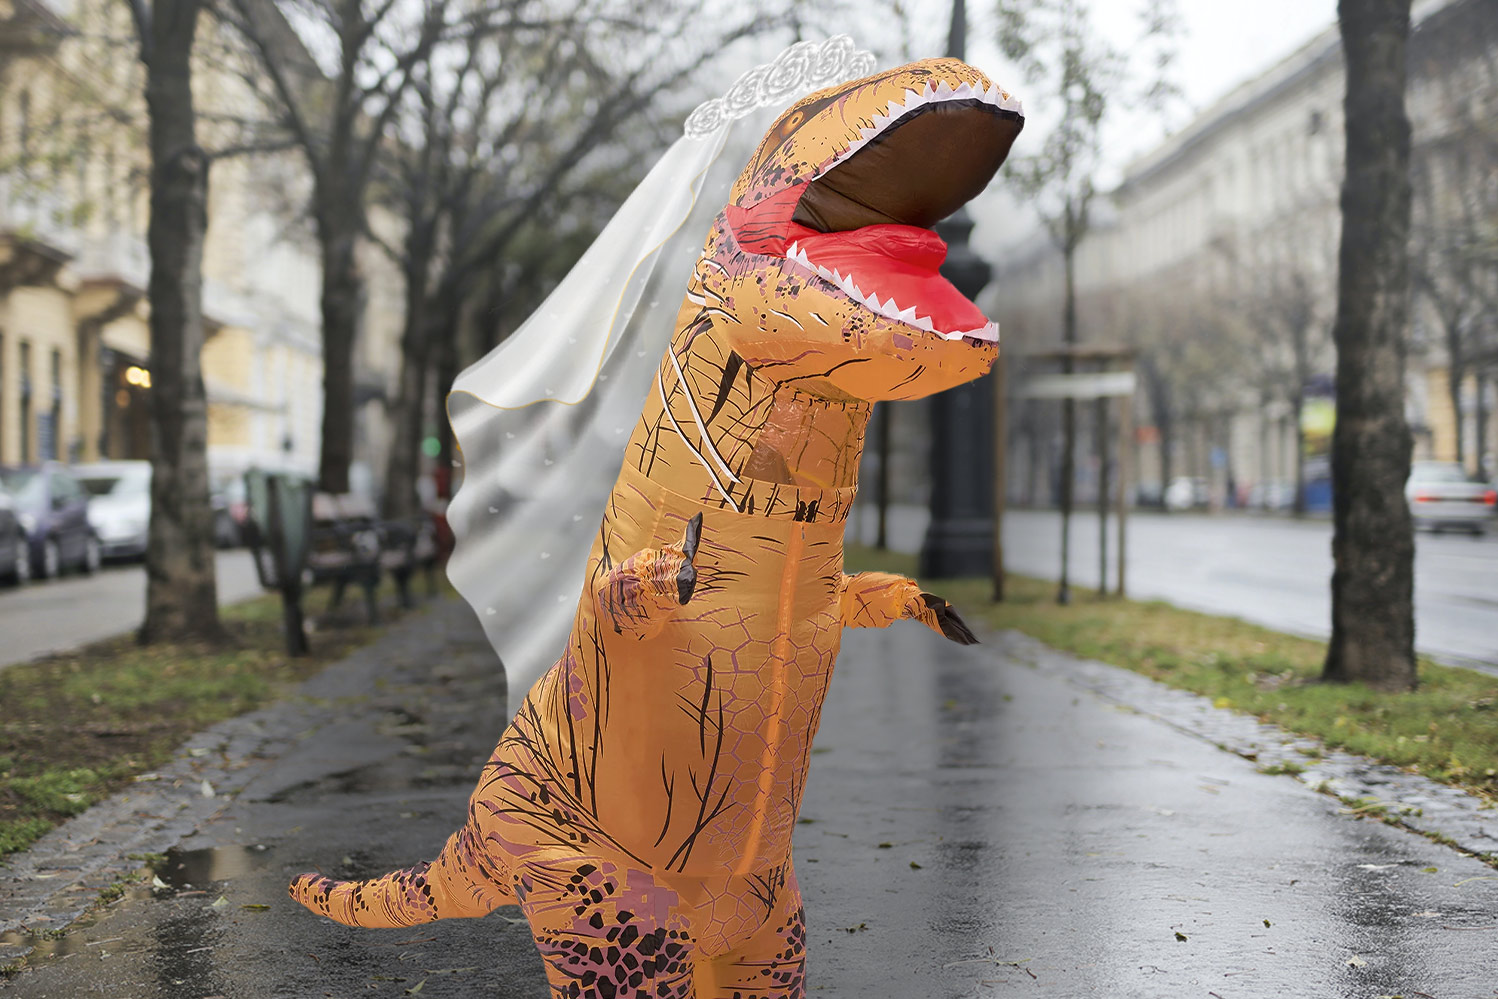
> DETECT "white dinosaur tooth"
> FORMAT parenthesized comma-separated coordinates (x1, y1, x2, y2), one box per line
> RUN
(859, 126, 878, 140)
(904, 88, 923, 108)
(934, 79, 955, 98)
(953, 81, 975, 101)
(886, 100, 905, 118)
(897, 305, 918, 324)
(914, 315, 935, 331)
(871, 113, 890, 129)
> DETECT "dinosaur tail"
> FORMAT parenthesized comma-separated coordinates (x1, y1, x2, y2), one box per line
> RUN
(289, 821, 515, 929)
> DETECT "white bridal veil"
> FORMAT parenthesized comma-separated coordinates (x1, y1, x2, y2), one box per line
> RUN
(445, 37, 878, 691)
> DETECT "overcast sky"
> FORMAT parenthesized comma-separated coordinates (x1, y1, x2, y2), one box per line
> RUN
(949, 0, 1344, 254)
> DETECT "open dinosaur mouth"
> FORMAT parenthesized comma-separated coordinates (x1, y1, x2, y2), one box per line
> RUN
(725, 76, 1023, 344)
(783, 223, 997, 342)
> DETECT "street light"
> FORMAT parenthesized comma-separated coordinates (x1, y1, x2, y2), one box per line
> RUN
(918, 0, 998, 581)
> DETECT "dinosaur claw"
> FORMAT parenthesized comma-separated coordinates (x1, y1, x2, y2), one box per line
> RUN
(678, 513, 704, 604)
(920, 592, 979, 645)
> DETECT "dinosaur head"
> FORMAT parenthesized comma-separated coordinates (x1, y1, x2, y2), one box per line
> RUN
(700, 57, 1023, 402)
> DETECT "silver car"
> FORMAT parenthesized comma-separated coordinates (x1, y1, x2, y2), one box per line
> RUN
(1405, 461, 1495, 535)
(78, 460, 152, 560)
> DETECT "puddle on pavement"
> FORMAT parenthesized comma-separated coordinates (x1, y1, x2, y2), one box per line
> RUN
(154, 843, 274, 891)
(0, 883, 153, 966)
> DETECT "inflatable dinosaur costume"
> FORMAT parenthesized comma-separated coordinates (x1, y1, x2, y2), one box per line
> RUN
(291, 56, 1023, 998)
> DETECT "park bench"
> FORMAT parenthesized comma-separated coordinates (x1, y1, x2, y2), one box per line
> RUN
(242, 471, 443, 654)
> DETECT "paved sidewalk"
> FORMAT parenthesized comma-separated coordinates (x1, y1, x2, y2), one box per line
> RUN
(3, 603, 1496, 997)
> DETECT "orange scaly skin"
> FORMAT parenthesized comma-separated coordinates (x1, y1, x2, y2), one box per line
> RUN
(291, 58, 1011, 999)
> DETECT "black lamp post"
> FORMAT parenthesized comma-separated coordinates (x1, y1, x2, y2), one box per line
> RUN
(918, 0, 997, 579)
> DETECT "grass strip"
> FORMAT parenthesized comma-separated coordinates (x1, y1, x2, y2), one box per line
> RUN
(0, 577, 446, 859)
(845, 544, 1498, 803)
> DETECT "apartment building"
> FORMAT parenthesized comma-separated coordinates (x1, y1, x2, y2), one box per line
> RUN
(988, 0, 1497, 503)
(0, 0, 403, 490)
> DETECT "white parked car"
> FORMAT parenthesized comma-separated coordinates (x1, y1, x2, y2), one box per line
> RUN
(1164, 476, 1208, 512)
(1405, 461, 1495, 535)
(77, 460, 152, 560)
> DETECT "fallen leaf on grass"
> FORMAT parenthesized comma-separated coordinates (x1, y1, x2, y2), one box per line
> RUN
(208, 896, 229, 910)
(241, 904, 270, 911)
(909, 861, 923, 869)
(406, 979, 426, 994)
(1174, 932, 1187, 942)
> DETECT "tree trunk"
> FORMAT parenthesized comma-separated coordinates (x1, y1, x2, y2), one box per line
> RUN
(1476, 371, 1489, 480)
(1057, 243, 1077, 604)
(874, 403, 891, 549)
(1292, 387, 1308, 515)
(317, 203, 363, 495)
(1445, 343, 1464, 468)
(1323, 0, 1417, 691)
(384, 250, 433, 521)
(138, 0, 224, 645)
(435, 321, 459, 476)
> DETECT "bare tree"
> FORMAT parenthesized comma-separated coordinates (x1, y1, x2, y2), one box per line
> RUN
(995, 0, 1178, 602)
(125, 0, 225, 644)
(374, 6, 781, 518)
(1322, 0, 1417, 691)
(219, 0, 460, 493)
(1407, 7, 1498, 477)
(1233, 237, 1336, 513)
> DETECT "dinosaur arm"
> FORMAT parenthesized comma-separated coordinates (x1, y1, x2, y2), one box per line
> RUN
(593, 513, 703, 640)
(838, 571, 978, 645)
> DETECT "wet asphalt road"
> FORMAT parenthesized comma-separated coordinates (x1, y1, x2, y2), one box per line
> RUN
(0, 552, 263, 671)
(4, 605, 1497, 998)
(850, 504, 1498, 669)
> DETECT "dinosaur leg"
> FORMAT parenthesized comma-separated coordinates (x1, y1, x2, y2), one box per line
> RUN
(288, 818, 515, 928)
(517, 855, 699, 998)
(696, 867, 806, 999)
(594, 512, 704, 640)
(838, 570, 978, 645)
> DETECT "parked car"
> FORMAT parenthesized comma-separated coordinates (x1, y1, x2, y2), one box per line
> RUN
(77, 460, 152, 561)
(0, 463, 100, 578)
(0, 488, 29, 584)
(1164, 476, 1209, 512)
(1406, 461, 1495, 535)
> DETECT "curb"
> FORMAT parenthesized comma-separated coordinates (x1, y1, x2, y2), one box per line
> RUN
(994, 628, 1498, 862)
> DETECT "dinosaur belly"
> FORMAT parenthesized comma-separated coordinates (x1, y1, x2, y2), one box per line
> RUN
(490, 459, 852, 879)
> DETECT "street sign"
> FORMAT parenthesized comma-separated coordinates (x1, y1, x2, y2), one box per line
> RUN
(1014, 370, 1138, 400)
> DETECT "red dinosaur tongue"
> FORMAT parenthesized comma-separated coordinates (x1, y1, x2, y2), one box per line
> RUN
(723, 185, 995, 338)
(782, 223, 991, 337)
